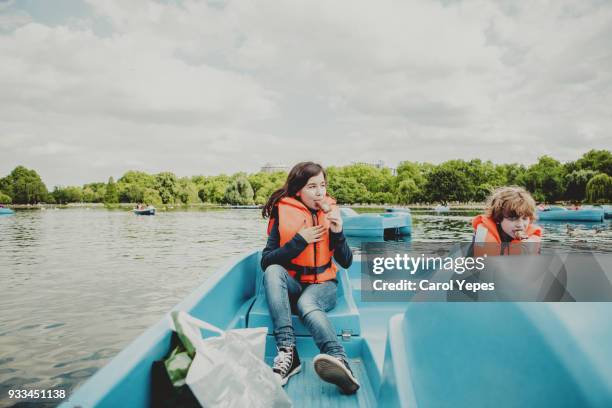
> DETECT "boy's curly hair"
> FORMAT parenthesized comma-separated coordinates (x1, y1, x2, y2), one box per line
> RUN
(485, 186, 536, 223)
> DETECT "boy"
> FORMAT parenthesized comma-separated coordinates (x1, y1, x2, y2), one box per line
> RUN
(471, 186, 542, 257)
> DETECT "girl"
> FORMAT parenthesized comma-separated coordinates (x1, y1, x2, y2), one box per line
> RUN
(261, 162, 360, 394)
(471, 186, 542, 256)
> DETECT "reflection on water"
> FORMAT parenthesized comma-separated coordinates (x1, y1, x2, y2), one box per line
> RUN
(0, 208, 610, 405)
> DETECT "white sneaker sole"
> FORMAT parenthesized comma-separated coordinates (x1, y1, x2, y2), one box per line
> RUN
(279, 364, 302, 386)
(313, 355, 360, 394)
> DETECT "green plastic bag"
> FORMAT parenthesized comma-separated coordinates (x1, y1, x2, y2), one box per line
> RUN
(164, 310, 198, 387)
(151, 329, 200, 408)
(164, 343, 193, 387)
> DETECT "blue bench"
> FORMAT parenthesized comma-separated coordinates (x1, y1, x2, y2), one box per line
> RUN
(247, 254, 361, 336)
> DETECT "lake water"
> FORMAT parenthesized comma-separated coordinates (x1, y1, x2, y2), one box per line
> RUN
(1, 208, 611, 407)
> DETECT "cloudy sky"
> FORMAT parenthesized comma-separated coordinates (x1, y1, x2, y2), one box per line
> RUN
(1, 0, 611, 187)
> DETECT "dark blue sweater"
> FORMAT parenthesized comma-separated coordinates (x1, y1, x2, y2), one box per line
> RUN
(261, 207, 353, 273)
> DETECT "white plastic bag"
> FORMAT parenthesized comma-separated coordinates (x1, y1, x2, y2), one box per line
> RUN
(171, 311, 292, 408)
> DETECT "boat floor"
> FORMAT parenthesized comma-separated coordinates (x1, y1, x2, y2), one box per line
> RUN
(265, 357, 377, 407)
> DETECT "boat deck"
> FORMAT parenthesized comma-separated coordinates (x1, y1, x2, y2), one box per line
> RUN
(266, 356, 377, 408)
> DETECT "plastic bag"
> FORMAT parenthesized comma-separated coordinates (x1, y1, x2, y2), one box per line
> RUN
(151, 331, 200, 408)
(171, 311, 292, 408)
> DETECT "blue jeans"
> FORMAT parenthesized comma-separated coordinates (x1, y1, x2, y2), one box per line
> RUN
(263, 264, 347, 360)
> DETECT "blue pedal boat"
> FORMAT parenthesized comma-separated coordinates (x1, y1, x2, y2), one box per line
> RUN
(603, 205, 612, 219)
(0, 207, 15, 215)
(133, 207, 156, 216)
(341, 208, 412, 237)
(537, 206, 604, 222)
(61, 251, 612, 407)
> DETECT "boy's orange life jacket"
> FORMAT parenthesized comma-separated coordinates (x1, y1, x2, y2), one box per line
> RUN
(472, 215, 542, 257)
(267, 196, 338, 283)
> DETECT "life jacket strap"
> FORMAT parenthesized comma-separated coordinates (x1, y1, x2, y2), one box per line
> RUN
(289, 260, 332, 277)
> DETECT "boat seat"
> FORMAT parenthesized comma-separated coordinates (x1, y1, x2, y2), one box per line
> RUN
(247, 253, 361, 336)
(378, 303, 608, 407)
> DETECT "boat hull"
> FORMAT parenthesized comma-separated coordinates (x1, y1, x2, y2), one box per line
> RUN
(0, 207, 14, 215)
(133, 208, 156, 216)
(62, 251, 612, 407)
(342, 209, 412, 237)
(537, 208, 604, 222)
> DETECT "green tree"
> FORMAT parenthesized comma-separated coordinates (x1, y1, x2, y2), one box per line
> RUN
(0, 166, 48, 204)
(498, 163, 527, 186)
(198, 175, 230, 203)
(155, 172, 179, 204)
(465, 160, 506, 192)
(142, 188, 162, 206)
(82, 182, 106, 203)
(336, 164, 394, 198)
(118, 171, 156, 187)
(117, 171, 156, 203)
(522, 156, 565, 202)
(104, 177, 119, 204)
(394, 161, 428, 203)
(424, 161, 473, 203)
(585, 174, 612, 203)
(120, 184, 145, 203)
(223, 174, 254, 205)
(328, 176, 369, 204)
(473, 183, 494, 202)
(564, 169, 598, 202)
(397, 179, 418, 204)
(575, 149, 612, 176)
(0, 191, 11, 204)
(177, 177, 200, 204)
(248, 172, 286, 205)
(52, 186, 83, 204)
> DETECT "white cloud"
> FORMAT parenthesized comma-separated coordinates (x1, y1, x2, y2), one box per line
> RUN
(0, 0, 611, 187)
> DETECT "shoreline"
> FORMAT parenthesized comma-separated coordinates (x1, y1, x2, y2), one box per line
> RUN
(6, 202, 488, 210)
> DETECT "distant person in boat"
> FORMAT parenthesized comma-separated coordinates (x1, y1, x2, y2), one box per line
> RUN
(470, 186, 542, 256)
(261, 161, 360, 394)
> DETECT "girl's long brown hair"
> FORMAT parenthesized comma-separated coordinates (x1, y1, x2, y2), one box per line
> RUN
(262, 162, 327, 218)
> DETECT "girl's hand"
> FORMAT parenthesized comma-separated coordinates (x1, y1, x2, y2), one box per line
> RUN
(298, 225, 326, 243)
(327, 208, 343, 233)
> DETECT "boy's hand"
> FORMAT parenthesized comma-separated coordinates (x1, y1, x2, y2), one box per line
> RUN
(298, 225, 326, 243)
(327, 208, 343, 233)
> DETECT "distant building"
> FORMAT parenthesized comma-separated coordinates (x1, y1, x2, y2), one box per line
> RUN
(260, 163, 289, 173)
(351, 160, 397, 176)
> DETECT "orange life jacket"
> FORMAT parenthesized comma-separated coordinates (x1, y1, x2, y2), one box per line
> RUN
(267, 196, 338, 283)
(472, 215, 542, 257)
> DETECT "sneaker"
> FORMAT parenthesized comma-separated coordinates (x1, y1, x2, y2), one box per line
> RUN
(272, 346, 301, 386)
(313, 354, 360, 394)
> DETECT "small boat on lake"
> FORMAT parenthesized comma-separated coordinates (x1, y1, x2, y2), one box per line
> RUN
(537, 206, 604, 222)
(133, 206, 156, 216)
(341, 207, 411, 237)
(62, 251, 612, 407)
(0, 207, 14, 215)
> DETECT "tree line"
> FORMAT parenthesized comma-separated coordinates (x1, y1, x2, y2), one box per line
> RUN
(1, 150, 610, 206)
